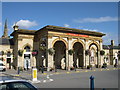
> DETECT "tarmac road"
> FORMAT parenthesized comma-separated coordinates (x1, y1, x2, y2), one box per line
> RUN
(33, 69, 118, 89)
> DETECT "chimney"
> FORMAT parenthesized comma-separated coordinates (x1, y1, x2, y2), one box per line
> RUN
(111, 40, 114, 46)
(13, 24, 19, 30)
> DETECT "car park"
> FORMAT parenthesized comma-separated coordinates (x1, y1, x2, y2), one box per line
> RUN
(0, 79, 38, 90)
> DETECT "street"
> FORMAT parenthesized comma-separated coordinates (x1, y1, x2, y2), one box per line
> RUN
(0, 67, 119, 89)
(33, 69, 118, 89)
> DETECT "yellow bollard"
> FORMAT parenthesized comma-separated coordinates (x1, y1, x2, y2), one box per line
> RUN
(32, 68, 37, 81)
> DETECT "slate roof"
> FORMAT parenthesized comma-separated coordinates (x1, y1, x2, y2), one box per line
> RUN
(10, 29, 36, 36)
(0, 38, 14, 45)
(37, 25, 106, 37)
(103, 45, 120, 50)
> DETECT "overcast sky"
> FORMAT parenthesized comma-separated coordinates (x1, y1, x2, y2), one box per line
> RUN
(0, 2, 119, 45)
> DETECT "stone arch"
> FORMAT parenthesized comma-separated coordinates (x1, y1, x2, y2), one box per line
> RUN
(88, 41, 100, 50)
(53, 40, 67, 69)
(72, 39, 85, 49)
(52, 38, 68, 49)
(72, 41, 84, 68)
(22, 43, 32, 50)
(88, 41, 99, 67)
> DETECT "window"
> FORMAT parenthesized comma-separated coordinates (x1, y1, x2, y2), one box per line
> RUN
(7, 52, 11, 57)
(24, 46, 30, 52)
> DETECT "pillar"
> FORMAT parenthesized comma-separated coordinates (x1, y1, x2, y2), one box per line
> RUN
(68, 38, 73, 71)
(47, 36, 54, 71)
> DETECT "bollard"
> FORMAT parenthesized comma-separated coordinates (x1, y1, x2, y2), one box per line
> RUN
(41, 67, 44, 73)
(90, 75, 94, 90)
(55, 66, 57, 72)
(17, 67, 20, 74)
(32, 68, 37, 81)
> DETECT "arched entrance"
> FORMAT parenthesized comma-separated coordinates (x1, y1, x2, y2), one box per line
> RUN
(53, 41, 66, 70)
(6, 51, 12, 69)
(73, 42, 84, 68)
(24, 46, 31, 70)
(89, 43, 98, 67)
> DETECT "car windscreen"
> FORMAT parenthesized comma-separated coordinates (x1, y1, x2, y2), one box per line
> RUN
(0, 81, 37, 90)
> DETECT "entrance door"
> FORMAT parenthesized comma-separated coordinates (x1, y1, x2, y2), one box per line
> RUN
(24, 54, 31, 69)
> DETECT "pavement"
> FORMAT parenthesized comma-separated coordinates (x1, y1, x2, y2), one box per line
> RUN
(1, 65, 119, 83)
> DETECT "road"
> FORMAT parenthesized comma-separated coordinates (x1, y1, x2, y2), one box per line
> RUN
(33, 70, 118, 89)
(0, 69, 119, 89)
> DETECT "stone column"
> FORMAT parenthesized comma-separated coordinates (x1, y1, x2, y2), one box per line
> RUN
(85, 39, 89, 67)
(99, 40, 103, 66)
(47, 36, 53, 71)
(67, 38, 73, 71)
(66, 50, 69, 70)
(32, 56, 36, 68)
(83, 49, 86, 67)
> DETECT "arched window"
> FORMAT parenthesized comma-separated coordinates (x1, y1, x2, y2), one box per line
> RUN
(7, 51, 11, 57)
(24, 46, 30, 52)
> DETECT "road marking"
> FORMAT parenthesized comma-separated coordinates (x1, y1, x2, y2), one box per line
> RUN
(43, 80, 46, 83)
(55, 72, 60, 74)
(67, 72, 70, 74)
(93, 70, 96, 71)
(85, 70, 88, 72)
(76, 71, 80, 73)
(49, 79, 53, 81)
(43, 73, 47, 75)
(15, 75, 20, 76)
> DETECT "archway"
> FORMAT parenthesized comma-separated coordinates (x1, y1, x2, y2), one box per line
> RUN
(53, 41, 66, 70)
(89, 43, 98, 67)
(24, 46, 31, 70)
(6, 51, 11, 69)
(73, 42, 84, 68)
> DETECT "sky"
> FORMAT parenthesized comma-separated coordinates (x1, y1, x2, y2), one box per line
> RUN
(0, 2, 119, 45)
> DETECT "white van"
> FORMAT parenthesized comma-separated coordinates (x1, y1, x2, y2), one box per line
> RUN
(0, 61, 6, 71)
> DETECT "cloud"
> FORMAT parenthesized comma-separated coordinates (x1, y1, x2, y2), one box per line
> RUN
(64, 24, 70, 27)
(82, 28, 98, 32)
(102, 33, 118, 45)
(0, 22, 1, 26)
(15, 20, 38, 29)
(74, 16, 118, 23)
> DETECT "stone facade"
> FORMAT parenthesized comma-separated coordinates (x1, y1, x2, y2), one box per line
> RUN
(0, 22, 120, 71)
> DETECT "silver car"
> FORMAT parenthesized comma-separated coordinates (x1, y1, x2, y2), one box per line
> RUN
(0, 79, 38, 90)
(0, 63, 6, 71)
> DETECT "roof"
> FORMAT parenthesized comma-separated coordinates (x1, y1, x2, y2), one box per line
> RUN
(0, 79, 29, 83)
(10, 29, 36, 36)
(38, 25, 106, 37)
(103, 45, 120, 50)
(0, 38, 14, 45)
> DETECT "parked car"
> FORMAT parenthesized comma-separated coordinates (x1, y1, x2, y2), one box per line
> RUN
(0, 63, 6, 71)
(0, 79, 38, 90)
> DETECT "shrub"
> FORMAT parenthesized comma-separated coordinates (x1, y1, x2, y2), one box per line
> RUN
(102, 63, 107, 68)
(68, 49, 74, 55)
(18, 50, 23, 57)
(100, 50, 105, 56)
(85, 50, 91, 56)
(1, 51, 4, 55)
(39, 46, 46, 51)
(47, 48, 55, 55)
(70, 67, 74, 70)
(87, 65, 92, 69)
(32, 50, 38, 56)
